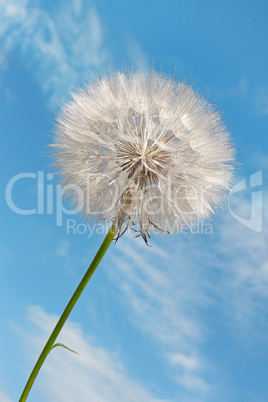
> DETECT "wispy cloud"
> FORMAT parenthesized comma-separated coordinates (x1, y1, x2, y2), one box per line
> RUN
(254, 85, 268, 115)
(176, 374, 210, 395)
(56, 239, 71, 258)
(125, 33, 149, 71)
(15, 170, 267, 400)
(0, 390, 12, 402)
(0, 0, 110, 107)
(104, 175, 268, 397)
(107, 236, 211, 395)
(20, 306, 168, 402)
(212, 193, 268, 334)
(169, 353, 200, 371)
(0, 244, 12, 261)
(211, 78, 268, 116)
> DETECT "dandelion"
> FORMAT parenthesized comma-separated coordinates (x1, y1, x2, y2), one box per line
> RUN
(53, 71, 234, 241)
(20, 70, 235, 401)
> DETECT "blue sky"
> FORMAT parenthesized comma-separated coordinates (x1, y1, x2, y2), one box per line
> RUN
(0, 0, 267, 401)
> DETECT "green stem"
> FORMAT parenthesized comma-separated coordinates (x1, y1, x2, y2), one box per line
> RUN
(19, 224, 116, 402)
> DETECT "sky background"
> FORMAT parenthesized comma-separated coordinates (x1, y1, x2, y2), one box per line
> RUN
(0, 0, 268, 401)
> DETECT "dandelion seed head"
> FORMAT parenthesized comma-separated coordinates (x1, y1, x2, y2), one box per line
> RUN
(52, 71, 235, 238)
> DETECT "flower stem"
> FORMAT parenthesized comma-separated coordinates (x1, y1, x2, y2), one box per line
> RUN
(19, 224, 116, 402)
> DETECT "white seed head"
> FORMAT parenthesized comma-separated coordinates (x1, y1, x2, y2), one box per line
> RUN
(52, 71, 235, 239)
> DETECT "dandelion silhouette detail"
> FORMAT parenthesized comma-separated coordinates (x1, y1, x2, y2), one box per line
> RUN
(52, 71, 234, 241)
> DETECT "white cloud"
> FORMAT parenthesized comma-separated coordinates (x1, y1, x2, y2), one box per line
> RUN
(176, 375, 210, 394)
(107, 236, 211, 394)
(0, 0, 152, 107)
(169, 353, 200, 371)
(104, 174, 268, 396)
(249, 152, 268, 171)
(211, 78, 268, 116)
(254, 85, 268, 115)
(212, 192, 268, 333)
(0, 0, 110, 107)
(14, 169, 267, 401)
(0, 244, 12, 260)
(0, 50, 7, 70)
(20, 305, 167, 402)
(125, 34, 149, 71)
(228, 78, 248, 98)
(0, 390, 12, 402)
(56, 239, 71, 258)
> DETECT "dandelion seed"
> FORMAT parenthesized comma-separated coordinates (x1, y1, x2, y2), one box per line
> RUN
(52, 71, 234, 240)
